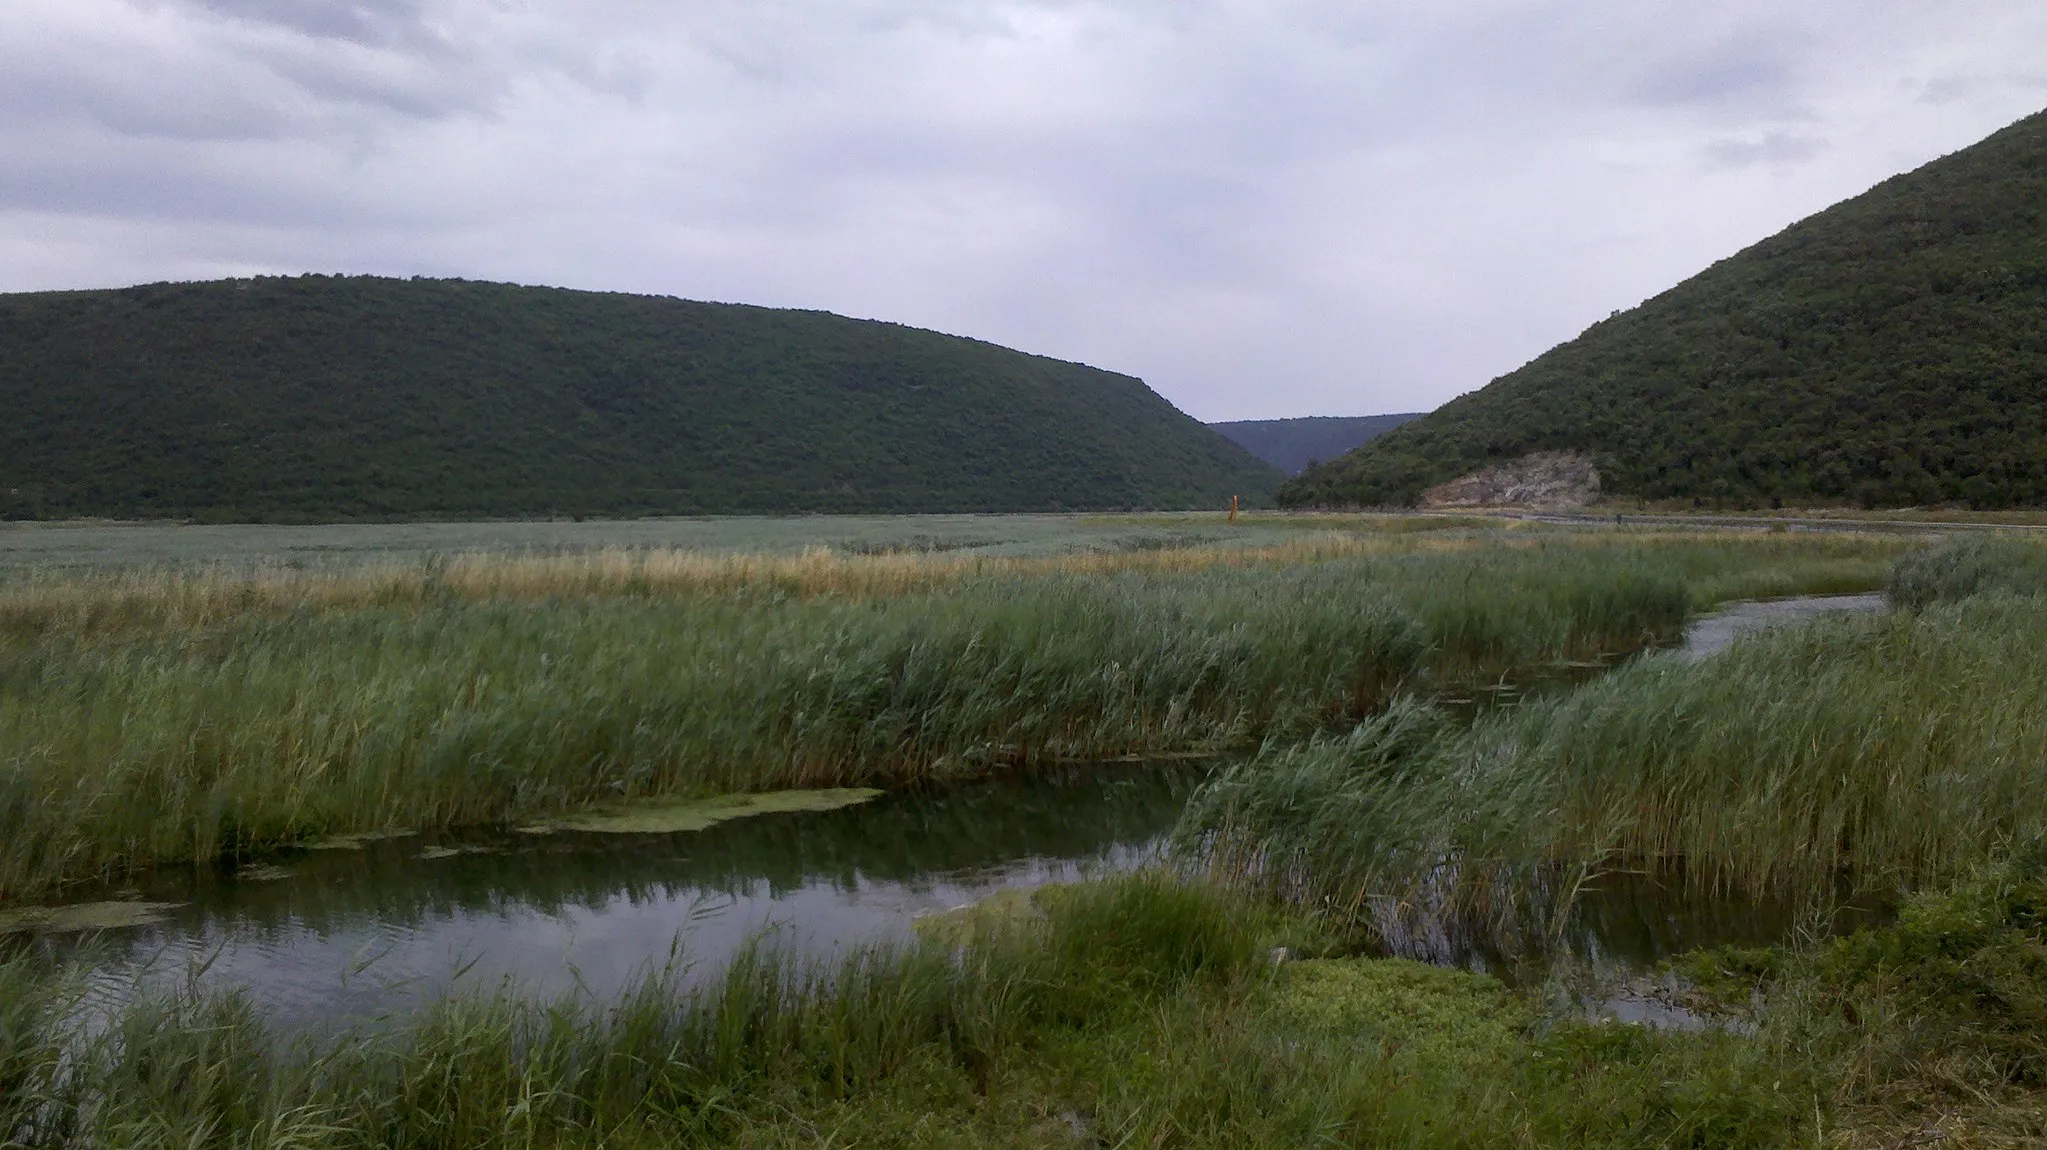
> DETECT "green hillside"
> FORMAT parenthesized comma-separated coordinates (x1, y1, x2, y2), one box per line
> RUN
(1210, 414, 1423, 475)
(0, 277, 1278, 521)
(1284, 108, 2047, 510)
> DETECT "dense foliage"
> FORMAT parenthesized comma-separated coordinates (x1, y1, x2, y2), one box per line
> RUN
(0, 276, 1278, 521)
(1284, 108, 2047, 509)
(1208, 413, 1421, 474)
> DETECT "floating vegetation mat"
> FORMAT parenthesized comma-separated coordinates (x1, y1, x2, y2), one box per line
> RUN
(417, 845, 497, 860)
(519, 788, 885, 835)
(305, 830, 417, 851)
(0, 900, 184, 933)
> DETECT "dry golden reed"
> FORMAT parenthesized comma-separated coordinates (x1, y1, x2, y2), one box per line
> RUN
(0, 534, 1418, 637)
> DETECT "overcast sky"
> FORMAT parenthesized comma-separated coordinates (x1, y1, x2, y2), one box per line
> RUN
(4, 1, 2045, 420)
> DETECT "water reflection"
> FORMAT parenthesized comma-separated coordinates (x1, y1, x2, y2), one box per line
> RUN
(1676, 593, 1887, 661)
(1374, 865, 1891, 987)
(23, 764, 1201, 1028)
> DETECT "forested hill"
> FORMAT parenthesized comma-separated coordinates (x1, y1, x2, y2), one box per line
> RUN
(0, 277, 1279, 521)
(1211, 414, 1423, 475)
(1283, 107, 2047, 510)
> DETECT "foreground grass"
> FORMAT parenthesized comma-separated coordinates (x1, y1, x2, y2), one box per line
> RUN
(1677, 847, 2047, 1144)
(11, 863, 2042, 1147)
(0, 533, 1895, 901)
(0, 875, 1833, 1149)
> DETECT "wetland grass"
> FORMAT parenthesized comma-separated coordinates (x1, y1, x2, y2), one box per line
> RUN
(0, 874, 1823, 1149)
(7, 858, 2023, 1146)
(0, 525, 1894, 639)
(1886, 534, 2047, 609)
(5, 529, 2016, 1148)
(1672, 845, 2047, 1142)
(1182, 580, 2047, 922)
(0, 534, 1897, 900)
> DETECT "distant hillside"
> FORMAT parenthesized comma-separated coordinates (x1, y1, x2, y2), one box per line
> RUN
(1210, 414, 1424, 475)
(0, 277, 1279, 521)
(1284, 108, 2047, 510)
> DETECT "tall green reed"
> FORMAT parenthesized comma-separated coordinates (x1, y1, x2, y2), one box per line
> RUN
(0, 535, 1895, 900)
(1887, 535, 2047, 609)
(1183, 593, 2047, 919)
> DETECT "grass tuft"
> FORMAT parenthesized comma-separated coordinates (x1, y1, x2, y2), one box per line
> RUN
(1886, 534, 2047, 610)
(1183, 592, 2047, 920)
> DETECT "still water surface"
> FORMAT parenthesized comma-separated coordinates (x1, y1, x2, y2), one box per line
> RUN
(28, 766, 1195, 1027)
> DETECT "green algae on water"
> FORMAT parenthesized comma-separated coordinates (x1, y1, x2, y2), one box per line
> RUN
(0, 901, 184, 934)
(305, 829, 417, 851)
(418, 844, 497, 860)
(520, 788, 885, 835)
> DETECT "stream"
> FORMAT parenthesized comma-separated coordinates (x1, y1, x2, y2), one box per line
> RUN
(4, 593, 1889, 1026)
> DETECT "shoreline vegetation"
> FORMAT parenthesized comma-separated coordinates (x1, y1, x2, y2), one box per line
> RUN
(11, 523, 2047, 1146)
(1182, 541, 2047, 913)
(9, 863, 2047, 1146)
(0, 527, 1897, 902)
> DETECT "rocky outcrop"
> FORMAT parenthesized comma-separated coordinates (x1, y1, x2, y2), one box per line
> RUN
(1419, 451, 1599, 508)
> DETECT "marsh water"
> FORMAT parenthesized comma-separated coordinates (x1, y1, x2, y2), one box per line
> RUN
(1674, 592, 1887, 660)
(19, 766, 1198, 1028)
(8, 594, 1889, 1025)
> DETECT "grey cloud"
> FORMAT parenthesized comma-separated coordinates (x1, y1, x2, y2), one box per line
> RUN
(0, 65, 299, 142)
(172, 0, 434, 47)
(1626, 29, 1804, 110)
(3, 0, 2045, 421)
(0, 130, 462, 229)
(1918, 75, 1982, 107)
(248, 40, 498, 120)
(1703, 131, 1829, 168)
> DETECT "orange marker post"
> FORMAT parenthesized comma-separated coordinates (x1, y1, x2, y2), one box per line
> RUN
(1228, 494, 1239, 523)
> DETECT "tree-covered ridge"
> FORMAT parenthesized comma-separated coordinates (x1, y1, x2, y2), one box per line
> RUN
(1209, 414, 1423, 475)
(0, 276, 1278, 521)
(1283, 107, 2047, 509)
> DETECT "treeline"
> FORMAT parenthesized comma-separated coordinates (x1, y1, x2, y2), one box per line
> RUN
(1209, 414, 1423, 475)
(0, 276, 1278, 521)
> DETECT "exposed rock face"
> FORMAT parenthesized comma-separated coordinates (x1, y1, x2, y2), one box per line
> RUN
(1419, 451, 1600, 509)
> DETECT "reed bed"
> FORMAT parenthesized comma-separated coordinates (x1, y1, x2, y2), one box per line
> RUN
(0, 526, 1895, 640)
(1182, 588, 2047, 921)
(0, 534, 1899, 900)
(0, 533, 1429, 638)
(1886, 534, 2047, 609)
